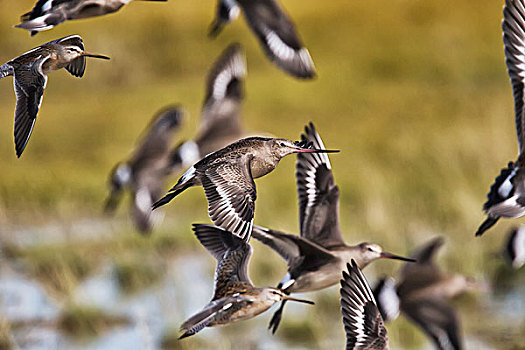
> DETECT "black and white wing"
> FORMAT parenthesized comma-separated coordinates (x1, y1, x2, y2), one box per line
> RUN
(12, 57, 49, 157)
(200, 155, 256, 241)
(402, 298, 462, 350)
(201, 43, 245, 125)
(296, 122, 344, 248)
(192, 224, 253, 298)
(503, 0, 525, 152)
(237, 0, 315, 78)
(179, 296, 240, 339)
(196, 43, 246, 156)
(341, 261, 388, 350)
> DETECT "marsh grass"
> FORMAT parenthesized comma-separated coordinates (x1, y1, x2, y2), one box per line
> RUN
(0, 318, 13, 350)
(58, 305, 129, 338)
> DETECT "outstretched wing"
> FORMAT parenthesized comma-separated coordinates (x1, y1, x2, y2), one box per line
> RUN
(341, 261, 388, 350)
(251, 225, 336, 271)
(503, 0, 525, 152)
(196, 43, 246, 156)
(296, 122, 344, 248)
(237, 0, 315, 78)
(402, 298, 462, 350)
(12, 57, 49, 157)
(200, 155, 256, 241)
(192, 224, 253, 298)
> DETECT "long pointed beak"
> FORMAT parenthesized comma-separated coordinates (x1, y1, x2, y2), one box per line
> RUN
(380, 251, 416, 262)
(295, 148, 339, 154)
(83, 52, 111, 60)
(281, 295, 315, 305)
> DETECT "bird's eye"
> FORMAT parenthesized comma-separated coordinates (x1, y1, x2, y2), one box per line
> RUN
(279, 142, 285, 147)
(368, 248, 373, 251)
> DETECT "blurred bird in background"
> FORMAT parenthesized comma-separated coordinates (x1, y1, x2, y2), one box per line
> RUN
(16, 0, 168, 36)
(104, 106, 183, 234)
(208, 0, 316, 79)
(170, 43, 247, 172)
(373, 237, 484, 350)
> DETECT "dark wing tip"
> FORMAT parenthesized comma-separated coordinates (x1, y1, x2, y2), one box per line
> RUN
(475, 217, 500, 236)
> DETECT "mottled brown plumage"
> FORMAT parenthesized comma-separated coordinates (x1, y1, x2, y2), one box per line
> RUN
(153, 136, 338, 241)
(178, 224, 313, 339)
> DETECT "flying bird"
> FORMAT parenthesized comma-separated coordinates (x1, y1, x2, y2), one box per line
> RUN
(373, 237, 482, 350)
(341, 260, 389, 350)
(153, 136, 339, 241)
(477, 0, 525, 236)
(178, 224, 314, 339)
(209, 0, 316, 79)
(0, 35, 109, 157)
(170, 43, 247, 171)
(16, 0, 167, 36)
(251, 123, 414, 333)
(104, 106, 184, 234)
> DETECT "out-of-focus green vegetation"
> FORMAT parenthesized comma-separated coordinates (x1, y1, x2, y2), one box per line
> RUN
(0, 0, 524, 349)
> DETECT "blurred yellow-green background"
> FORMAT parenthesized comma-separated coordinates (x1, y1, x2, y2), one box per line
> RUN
(0, 0, 524, 349)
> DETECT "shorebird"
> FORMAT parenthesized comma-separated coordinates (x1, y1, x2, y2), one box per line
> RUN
(341, 260, 389, 350)
(104, 106, 183, 234)
(152, 136, 339, 241)
(502, 226, 525, 269)
(251, 123, 414, 333)
(373, 237, 481, 350)
(16, 0, 167, 36)
(179, 224, 314, 339)
(0, 35, 109, 158)
(209, 0, 316, 79)
(477, 0, 525, 236)
(170, 43, 247, 171)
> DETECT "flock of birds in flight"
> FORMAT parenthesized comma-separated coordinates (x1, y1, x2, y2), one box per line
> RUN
(1, 0, 525, 349)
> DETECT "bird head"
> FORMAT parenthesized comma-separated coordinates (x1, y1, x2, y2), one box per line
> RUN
(263, 288, 315, 305)
(357, 243, 415, 267)
(61, 45, 110, 61)
(269, 138, 339, 158)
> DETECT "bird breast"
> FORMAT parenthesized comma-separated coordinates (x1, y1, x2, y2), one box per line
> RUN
(289, 259, 344, 292)
(249, 156, 279, 179)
